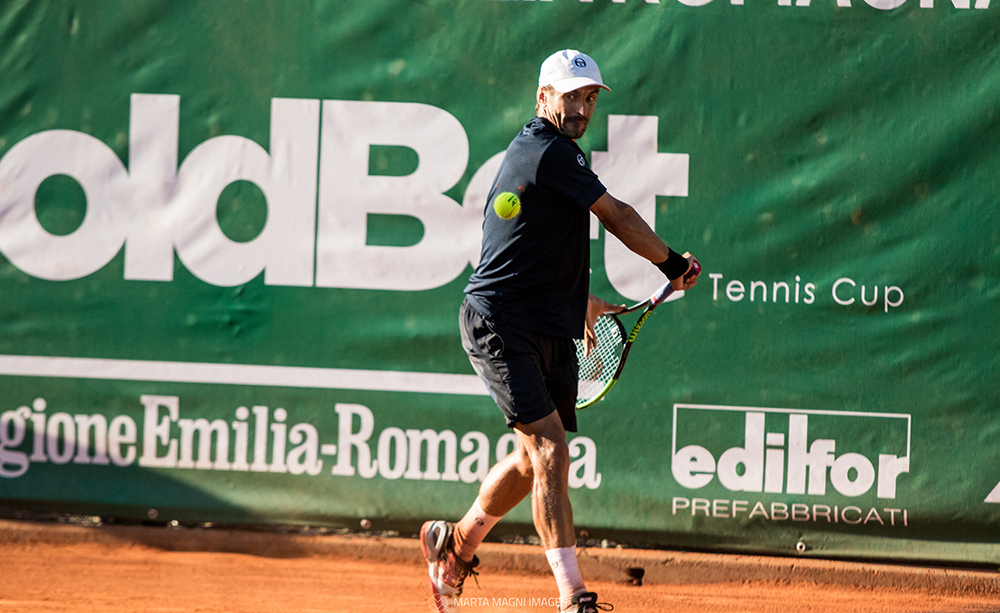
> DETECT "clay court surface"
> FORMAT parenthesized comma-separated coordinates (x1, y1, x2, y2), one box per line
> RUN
(0, 522, 997, 613)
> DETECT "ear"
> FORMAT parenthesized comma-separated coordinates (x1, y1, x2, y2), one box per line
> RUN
(536, 86, 549, 109)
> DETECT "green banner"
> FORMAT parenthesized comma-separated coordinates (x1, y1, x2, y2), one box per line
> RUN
(1, 0, 998, 564)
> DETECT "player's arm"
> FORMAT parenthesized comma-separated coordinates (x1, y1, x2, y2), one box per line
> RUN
(590, 191, 698, 291)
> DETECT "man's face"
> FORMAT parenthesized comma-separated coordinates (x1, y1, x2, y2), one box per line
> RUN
(537, 85, 601, 140)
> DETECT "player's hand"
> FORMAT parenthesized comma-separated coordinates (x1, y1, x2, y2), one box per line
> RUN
(669, 253, 701, 292)
(585, 294, 625, 357)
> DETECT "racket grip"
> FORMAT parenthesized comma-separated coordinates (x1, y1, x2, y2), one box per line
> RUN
(684, 254, 702, 283)
(650, 256, 700, 306)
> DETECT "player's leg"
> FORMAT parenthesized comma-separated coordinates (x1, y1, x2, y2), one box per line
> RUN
(512, 409, 591, 611)
(477, 441, 534, 516)
(447, 410, 589, 610)
(424, 301, 608, 611)
(422, 300, 541, 610)
(520, 353, 609, 613)
(451, 442, 533, 562)
(451, 295, 562, 543)
(515, 409, 575, 549)
(449, 403, 567, 562)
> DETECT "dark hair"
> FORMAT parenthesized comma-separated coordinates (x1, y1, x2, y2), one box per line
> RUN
(535, 85, 556, 114)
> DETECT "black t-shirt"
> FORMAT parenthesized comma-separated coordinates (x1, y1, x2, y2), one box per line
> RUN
(465, 117, 607, 339)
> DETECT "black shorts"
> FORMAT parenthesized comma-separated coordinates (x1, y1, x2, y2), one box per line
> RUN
(460, 297, 578, 433)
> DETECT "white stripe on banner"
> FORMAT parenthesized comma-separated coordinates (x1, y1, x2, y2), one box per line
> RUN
(0, 355, 489, 396)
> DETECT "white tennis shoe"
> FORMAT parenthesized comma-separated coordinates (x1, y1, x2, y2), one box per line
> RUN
(559, 591, 614, 612)
(420, 520, 479, 612)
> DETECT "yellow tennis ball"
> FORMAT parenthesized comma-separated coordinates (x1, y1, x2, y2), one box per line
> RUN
(493, 192, 521, 220)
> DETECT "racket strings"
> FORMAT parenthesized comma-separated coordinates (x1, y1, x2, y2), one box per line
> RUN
(575, 315, 624, 405)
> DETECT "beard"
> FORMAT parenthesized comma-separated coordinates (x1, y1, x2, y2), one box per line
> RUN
(560, 116, 588, 139)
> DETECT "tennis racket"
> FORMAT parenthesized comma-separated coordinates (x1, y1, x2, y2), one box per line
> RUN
(574, 256, 701, 409)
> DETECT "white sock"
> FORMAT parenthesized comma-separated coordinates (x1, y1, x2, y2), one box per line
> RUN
(454, 498, 502, 562)
(545, 546, 585, 608)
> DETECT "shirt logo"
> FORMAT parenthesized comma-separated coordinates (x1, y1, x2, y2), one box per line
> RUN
(577, 154, 586, 167)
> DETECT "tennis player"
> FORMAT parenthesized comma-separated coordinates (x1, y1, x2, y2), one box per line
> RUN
(422, 49, 698, 613)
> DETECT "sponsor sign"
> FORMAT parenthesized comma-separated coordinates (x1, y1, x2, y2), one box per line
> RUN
(1, 0, 998, 564)
(670, 404, 911, 528)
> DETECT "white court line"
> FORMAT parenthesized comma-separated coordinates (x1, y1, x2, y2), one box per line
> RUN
(0, 355, 489, 396)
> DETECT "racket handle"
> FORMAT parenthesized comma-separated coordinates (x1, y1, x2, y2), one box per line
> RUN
(650, 256, 700, 307)
(684, 254, 702, 283)
(649, 280, 675, 307)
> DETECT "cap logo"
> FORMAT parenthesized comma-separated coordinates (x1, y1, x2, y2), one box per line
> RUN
(574, 57, 587, 68)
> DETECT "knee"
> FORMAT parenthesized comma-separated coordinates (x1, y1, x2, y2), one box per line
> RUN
(513, 445, 535, 478)
(530, 439, 571, 476)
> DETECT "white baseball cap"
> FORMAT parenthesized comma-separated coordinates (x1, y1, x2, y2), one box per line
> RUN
(538, 49, 611, 94)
